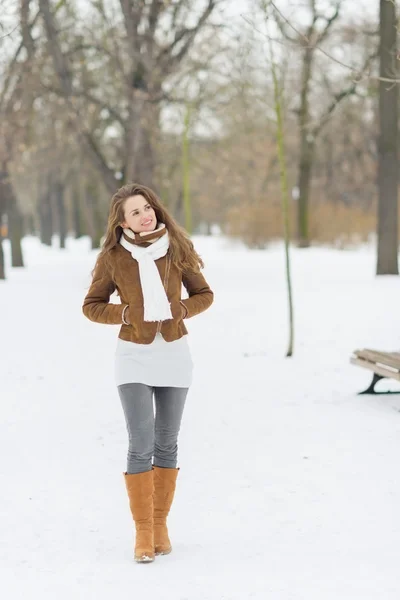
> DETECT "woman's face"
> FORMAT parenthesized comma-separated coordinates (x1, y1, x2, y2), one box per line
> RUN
(121, 194, 157, 233)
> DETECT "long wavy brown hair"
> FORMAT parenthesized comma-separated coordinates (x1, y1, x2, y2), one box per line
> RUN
(95, 183, 204, 275)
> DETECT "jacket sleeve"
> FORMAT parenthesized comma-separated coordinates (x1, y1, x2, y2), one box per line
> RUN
(82, 256, 126, 325)
(180, 269, 214, 319)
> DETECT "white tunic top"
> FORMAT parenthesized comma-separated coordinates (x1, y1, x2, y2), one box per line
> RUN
(114, 332, 194, 388)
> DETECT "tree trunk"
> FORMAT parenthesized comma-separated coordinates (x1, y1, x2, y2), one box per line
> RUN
(125, 93, 158, 186)
(91, 207, 104, 250)
(297, 137, 315, 247)
(269, 36, 295, 357)
(25, 213, 35, 236)
(72, 190, 84, 238)
(83, 185, 105, 249)
(55, 181, 67, 249)
(182, 104, 192, 234)
(324, 131, 334, 199)
(296, 45, 315, 248)
(40, 187, 53, 246)
(377, 0, 399, 275)
(137, 124, 156, 186)
(125, 89, 146, 184)
(9, 203, 24, 267)
(0, 171, 24, 267)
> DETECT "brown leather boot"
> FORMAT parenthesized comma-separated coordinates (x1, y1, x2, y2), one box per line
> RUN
(153, 466, 179, 555)
(124, 470, 155, 563)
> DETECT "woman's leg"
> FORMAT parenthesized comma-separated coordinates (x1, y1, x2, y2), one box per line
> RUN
(153, 387, 188, 555)
(153, 387, 188, 468)
(118, 383, 156, 562)
(118, 383, 155, 474)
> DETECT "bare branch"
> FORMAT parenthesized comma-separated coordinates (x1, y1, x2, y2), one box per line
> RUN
(0, 6, 41, 111)
(316, 2, 341, 44)
(38, 0, 117, 193)
(158, 0, 217, 71)
(273, 16, 297, 44)
(39, 0, 73, 96)
(0, 24, 18, 41)
(269, 2, 400, 84)
(20, 0, 35, 57)
(64, 41, 129, 82)
(270, 2, 306, 42)
(40, 83, 126, 127)
(119, 0, 148, 70)
(147, 0, 163, 52)
(313, 52, 377, 137)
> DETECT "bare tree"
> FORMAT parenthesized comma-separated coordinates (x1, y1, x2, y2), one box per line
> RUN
(38, 0, 221, 194)
(267, 32, 295, 356)
(272, 0, 373, 247)
(0, 0, 38, 272)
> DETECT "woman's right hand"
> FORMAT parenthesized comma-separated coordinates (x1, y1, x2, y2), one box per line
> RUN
(122, 305, 131, 325)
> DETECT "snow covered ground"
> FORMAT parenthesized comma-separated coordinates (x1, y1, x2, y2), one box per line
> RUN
(1, 234, 400, 600)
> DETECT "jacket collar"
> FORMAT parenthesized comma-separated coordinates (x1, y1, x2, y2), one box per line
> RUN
(121, 223, 167, 247)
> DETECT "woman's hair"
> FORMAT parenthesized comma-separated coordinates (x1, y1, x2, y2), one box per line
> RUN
(95, 183, 204, 275)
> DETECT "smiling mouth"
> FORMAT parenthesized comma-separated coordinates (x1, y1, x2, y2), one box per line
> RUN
(142, 219, 153, 226)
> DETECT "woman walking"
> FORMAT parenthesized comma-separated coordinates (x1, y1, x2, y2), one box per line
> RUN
(82, 183, 213, 563)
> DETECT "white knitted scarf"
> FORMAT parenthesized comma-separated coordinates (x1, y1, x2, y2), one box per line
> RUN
(119, 225, 172, 322)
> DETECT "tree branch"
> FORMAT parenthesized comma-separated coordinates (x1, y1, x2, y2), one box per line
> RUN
(38, 0, 117, 193)
(158, 0, 217, 71)
(269, 2, 400, 84)
(0, 8, 40, 111)
(20, 0, 35, 57)
(39, 0, 73, 96)
(147, 0, 163, 49)
(316, 1, 341, 44)
(119, 0, 149, 71)
(40, 83, 126, 127)
(313, 53, 377, 137)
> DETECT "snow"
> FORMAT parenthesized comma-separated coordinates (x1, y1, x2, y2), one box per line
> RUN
(1, 234, 400, 600)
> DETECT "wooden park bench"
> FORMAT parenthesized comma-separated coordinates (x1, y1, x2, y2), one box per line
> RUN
(351, 349, 400, 394)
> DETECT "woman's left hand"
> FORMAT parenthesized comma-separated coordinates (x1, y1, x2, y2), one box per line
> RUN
(170, 301, 187, 320)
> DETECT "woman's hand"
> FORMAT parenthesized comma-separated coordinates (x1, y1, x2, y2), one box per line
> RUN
(179, 301, 188, 319)
(170, 301, 188, 320)
(122, 305, 131, 325)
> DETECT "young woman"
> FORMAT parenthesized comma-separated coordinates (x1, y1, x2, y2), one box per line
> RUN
(82, 183, 214, 563)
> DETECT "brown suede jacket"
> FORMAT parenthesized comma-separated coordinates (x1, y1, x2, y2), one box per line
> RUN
(82, 228, 214, 344)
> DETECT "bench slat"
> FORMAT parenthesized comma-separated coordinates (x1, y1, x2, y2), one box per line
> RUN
(353, 349, 400, 370)
(363, 348, 400, 363)
(350, 357, 400, 381)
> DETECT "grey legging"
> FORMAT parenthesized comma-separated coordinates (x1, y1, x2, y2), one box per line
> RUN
(118, 383, 188, 474)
